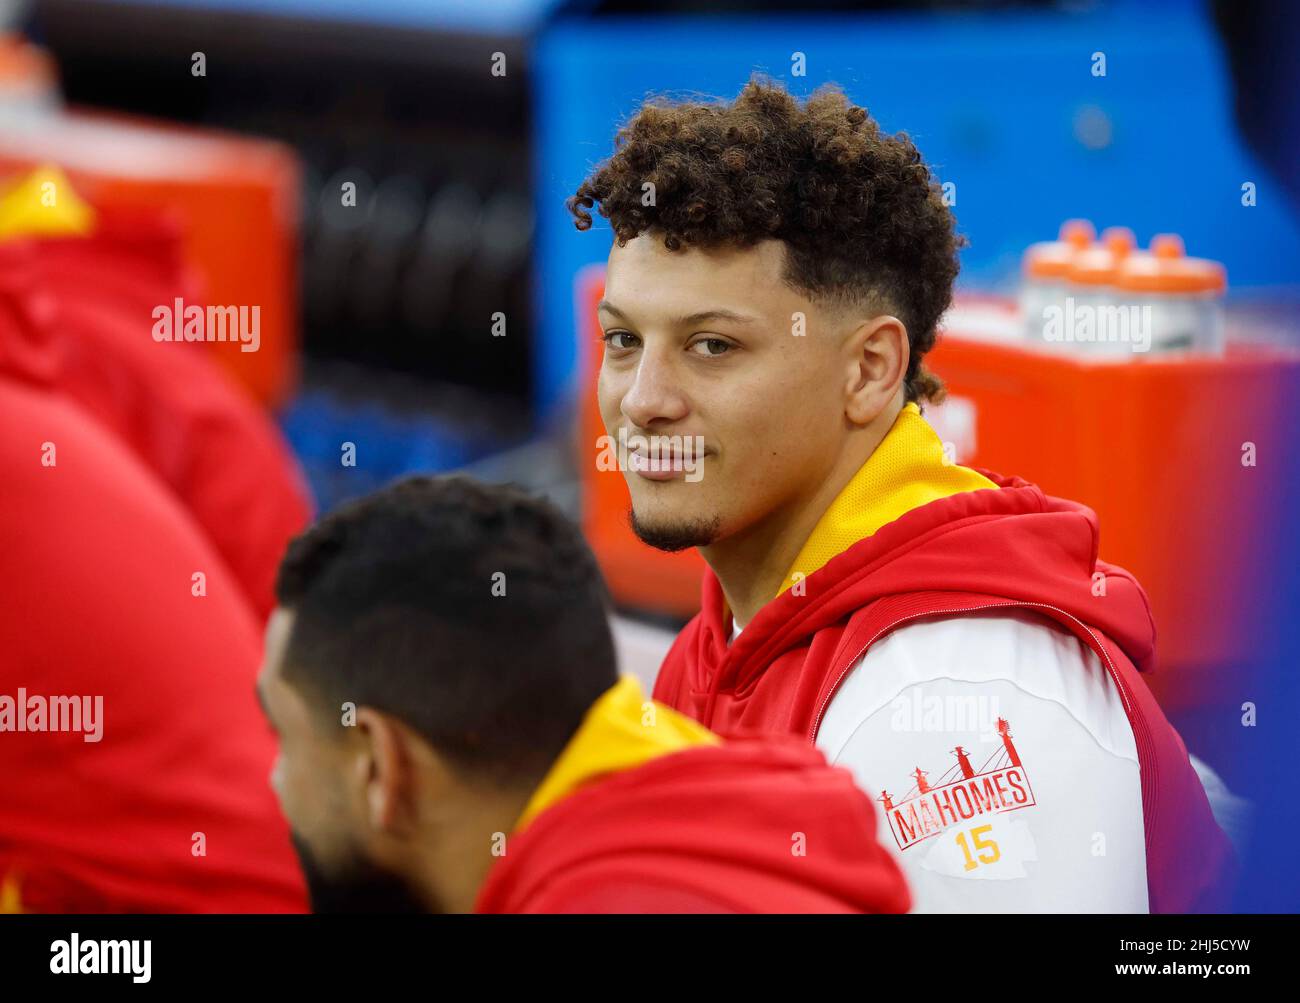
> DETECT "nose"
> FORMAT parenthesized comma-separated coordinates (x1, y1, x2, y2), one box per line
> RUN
(618, 348, 689, 430)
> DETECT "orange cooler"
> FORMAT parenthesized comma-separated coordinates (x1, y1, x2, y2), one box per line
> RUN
(927, 330, 1298, 714)
(0, 109, 301, 406)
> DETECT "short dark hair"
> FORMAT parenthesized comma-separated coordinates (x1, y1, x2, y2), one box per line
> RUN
(568, 76, 962, 404)
(274, 475, 618, 786)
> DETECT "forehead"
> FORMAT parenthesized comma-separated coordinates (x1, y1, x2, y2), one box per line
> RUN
(604, 234, 792, 311)
(258, 608, 322, 738)
(259, 607, 296, 693)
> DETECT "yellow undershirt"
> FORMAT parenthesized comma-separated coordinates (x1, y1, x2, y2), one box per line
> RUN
(513, 675, 718, 832)
(776, 401, 997, 596)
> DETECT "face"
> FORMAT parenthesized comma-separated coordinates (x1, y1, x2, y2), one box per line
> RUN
(257, 609, 427, 913)
(597, 235, 872, 552)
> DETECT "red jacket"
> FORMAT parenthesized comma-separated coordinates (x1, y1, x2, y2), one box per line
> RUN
(475, 738, 911, 913)
(654, 472, 1236, 912)
(0, 374, 307, 913)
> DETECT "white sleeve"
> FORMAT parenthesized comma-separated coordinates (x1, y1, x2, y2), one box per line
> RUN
(815, 610, 1149, 913)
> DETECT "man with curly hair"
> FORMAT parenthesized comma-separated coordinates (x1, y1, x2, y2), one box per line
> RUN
(571, 77, 1234, 913)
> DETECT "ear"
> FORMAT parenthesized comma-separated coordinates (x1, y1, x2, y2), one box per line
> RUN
(843, 314, 908, 425)
(353, 708, 418, 835)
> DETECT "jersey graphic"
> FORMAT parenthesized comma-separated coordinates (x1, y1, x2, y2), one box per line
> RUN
(880, 717, 1037, 855)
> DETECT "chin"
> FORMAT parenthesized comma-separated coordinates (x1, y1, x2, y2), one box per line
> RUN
(627, 505, 723, 553)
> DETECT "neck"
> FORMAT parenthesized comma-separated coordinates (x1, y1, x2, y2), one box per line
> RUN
(701, 404, 900, 628)
(410, 782, 533, 914)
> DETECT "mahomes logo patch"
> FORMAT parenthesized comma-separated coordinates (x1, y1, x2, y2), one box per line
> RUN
(879, 717, 1036, 852)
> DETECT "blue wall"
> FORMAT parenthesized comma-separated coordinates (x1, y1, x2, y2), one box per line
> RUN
(532, 5, 1300, 420)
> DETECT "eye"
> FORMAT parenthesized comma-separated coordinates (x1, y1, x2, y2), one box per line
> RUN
(688, 337, 733, 358)
(601, 330, 640, 351)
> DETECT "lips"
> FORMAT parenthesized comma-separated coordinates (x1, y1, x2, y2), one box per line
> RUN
(628, 449, 692, 479)
(614, 428, 710, 482)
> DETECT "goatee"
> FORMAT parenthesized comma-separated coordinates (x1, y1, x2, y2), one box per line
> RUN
(627, 507, 722, 553)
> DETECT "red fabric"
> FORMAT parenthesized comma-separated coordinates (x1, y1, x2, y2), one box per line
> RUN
(0, 207, 311, 620)
(0, 376, 307, 912)
(654, 472, 1236, 913)
(475, 739, 911, 914)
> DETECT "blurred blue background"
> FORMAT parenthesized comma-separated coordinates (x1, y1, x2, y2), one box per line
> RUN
(533, 3, 1300, 417)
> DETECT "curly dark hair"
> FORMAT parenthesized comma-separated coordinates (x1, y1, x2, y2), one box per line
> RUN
(568, 77, 963, 403)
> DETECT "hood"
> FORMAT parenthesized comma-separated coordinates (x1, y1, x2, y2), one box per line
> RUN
(0, 192, 195, 389)
(476, 737, 910, 914)
(511, 674, 719, 834)
(693, 470, 1158, 698)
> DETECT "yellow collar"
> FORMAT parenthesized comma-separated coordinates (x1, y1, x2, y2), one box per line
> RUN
(0, 165, 95, 242)
(513, 675, 718, 832)
(777, 402, 997, 595)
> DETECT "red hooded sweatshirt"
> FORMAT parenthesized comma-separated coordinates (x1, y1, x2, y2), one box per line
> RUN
(476, 740, 910, 914)
(475, 676, 909, 914)
(0, 373, 307, 912)
(654, 470, 1236, 913)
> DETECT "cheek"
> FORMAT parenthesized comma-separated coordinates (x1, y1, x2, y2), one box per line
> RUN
(269, 752, 284, 797)
(268, 743, 318, 831)
(726, 369, 825, 450)
(715, 376, 839, 486)
(597, 365, 626, 422)
(767, 351, 847, 436)
(268, 748, 297, 819)
(269, 748, 300, 808)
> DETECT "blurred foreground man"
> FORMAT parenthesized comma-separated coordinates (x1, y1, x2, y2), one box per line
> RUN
(0, 329, 305, 912)
(259, 475, 910, 913)
(573, 77, 1235, 912)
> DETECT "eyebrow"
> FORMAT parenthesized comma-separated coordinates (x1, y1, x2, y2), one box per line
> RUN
(597, 300, 761, 328)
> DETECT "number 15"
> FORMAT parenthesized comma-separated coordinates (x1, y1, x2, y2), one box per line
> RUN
(956, 824, 1001, 871)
